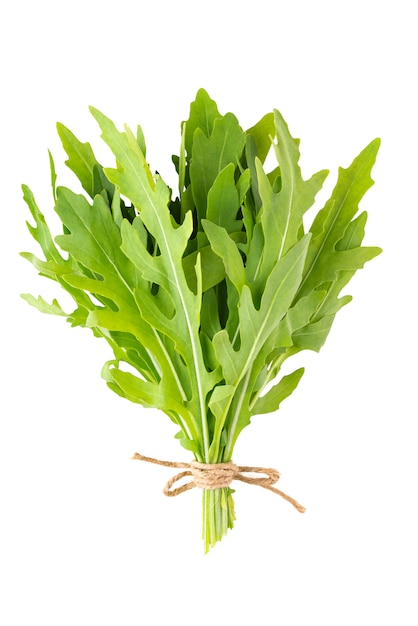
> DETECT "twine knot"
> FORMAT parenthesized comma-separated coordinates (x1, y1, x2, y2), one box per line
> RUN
(131, 452, 305, 513)
(189, 460, 238, 489)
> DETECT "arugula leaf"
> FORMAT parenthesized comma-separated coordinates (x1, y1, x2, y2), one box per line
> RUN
(56, 123, 101, 198)
(89, 107, 222, 460)
(245, 112, 275, 164)
(251, 368, 305, 416)
(298, 139, 381, 298)
(20, 294, 67, 316)
(257, 111, 329, 277)
(184, 88, 221, 158)
(190, 113, 246, 223)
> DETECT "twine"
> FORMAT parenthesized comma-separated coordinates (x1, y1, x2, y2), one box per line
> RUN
(131, 452, 305, 513)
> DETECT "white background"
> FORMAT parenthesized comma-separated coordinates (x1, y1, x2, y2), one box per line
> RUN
(1, 1, 417, 624)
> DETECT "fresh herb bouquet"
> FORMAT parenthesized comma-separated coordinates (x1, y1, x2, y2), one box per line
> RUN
(21, 89, 381, 551)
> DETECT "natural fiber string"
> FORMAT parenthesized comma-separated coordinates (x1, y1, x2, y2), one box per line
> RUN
(131, 452, 306, 513)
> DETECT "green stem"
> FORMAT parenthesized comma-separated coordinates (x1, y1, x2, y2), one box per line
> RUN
(202, 488, 236, 553)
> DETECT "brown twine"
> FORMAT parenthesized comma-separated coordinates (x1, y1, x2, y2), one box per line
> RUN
(131, 452, 306, 513)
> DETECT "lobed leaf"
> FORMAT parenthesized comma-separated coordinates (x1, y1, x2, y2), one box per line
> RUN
(250, 368, 305, 417)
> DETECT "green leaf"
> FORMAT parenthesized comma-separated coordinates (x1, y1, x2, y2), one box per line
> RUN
(206, 163, 242, 233)
(22, 185, 65, 265)
(251, 368, 305, 416)
(54, 189, 140, 307)
(299, 138, 381, 298)
(178, 121, 186, 203)
(293, 211, 381, 352)
(245, 112, 275, 164)
(273, 290, 327, 348)
(293, 315, 337, 352)
(209, 384, 235, 458)
(190, 113, 246, 220)
(92, 163, 117, 202)
(236, 169, 251, 205)
(120, 219, 170, 292)
(245, 134, 263, 211)
(21, 294, 67, 316)
(136, 124, 147, 156)
(106, 363, 186, 415)
(56, 123, 100, 197)
(202, 220, 246, 294)
(182, 231, 246, 293)
(48, 150, 57, 202)
(184, 88, 221, 157)
(90, 106, 222, 460)
(256, 110, 328, 279)
(177, 436, 200, 454)
(209, 384, 235, 421)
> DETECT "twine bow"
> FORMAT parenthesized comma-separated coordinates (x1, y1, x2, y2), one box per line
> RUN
(131, 452, 305, 513)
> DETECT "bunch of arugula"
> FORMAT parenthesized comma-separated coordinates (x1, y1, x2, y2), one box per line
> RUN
(21, 89, 381, 551)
